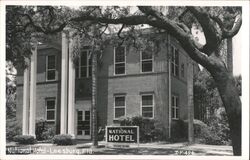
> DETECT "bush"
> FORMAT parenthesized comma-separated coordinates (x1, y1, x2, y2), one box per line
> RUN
(120, 116, 164, 142)
(35, 119, 56, 141)
(13, 135, 36, 145)
(170, 119, 188, 142)
(6, 118, 22, 142)
(52, 134, 74, 145)
(98, 127, 105, 141)
(193, 119, 230, 145)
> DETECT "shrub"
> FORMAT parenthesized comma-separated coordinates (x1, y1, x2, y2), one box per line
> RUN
(98, 127, 105, 141)
(52, 134, 74, 145)
(120, 116, 164, 142)
(193, 119, 230, 145)
(13, 135, 36, 145)
(35, 119, 56, 141)
(6, 118, 21, 142)
(170, 119, 188, 142)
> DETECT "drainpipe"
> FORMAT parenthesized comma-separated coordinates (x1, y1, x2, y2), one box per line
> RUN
(168, 34, 172, 139)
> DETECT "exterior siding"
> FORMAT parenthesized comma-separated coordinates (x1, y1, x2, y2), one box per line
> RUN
(15, 33, 194, 139)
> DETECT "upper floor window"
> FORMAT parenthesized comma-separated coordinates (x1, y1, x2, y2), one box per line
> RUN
(76, 50, 92, 78)
(141, 94, 154, 118)
(46, 55, 56, 81)
(46, 98, 56, 122)
(114, 95, 126, 119)
(172, 95, 179, 119)
(171, 46, 179, 77)
(141, 51, 153, 72)
(114, 46, 126, 75)
(181, 63, 185, 77)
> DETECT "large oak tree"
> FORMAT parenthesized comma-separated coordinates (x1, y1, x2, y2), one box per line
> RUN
(6, 6, 242, 155)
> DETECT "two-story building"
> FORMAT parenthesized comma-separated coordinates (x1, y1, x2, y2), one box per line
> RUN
(16, 30, 198, 140)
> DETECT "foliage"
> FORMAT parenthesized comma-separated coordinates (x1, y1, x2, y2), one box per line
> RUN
(13, 135, 36, 145)
(194, 69, 223, 122)
(194, 118, 230, 145)
(35, 119, 56, 141)
(120, 116, 164, 142)
(6, 118, 22, 142)
(52, 134, 74, 145)
(170, 120, 188, 142)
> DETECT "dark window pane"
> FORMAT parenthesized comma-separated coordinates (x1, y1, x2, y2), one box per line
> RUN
(142, 107, 153, 118)
(115, 63, 125, 74)
(175, 65, 179, 76)
(176, 108, 179, 118)
(81, 52, 87, 66)
(172, 108, 175, 118)
(142, 52, 152, 60)
(47, 111, 55, 120)
(48, 55, 56, 69)
(142, 61, 152, 72)
(47, 70, 55, 80)
(77, 111, 83, 121)
(75, 67, 79, 78)
(171, 63, 175, 74)
(77, 130, 82, 135)
(115, 108, 125, 118)
(115, 47, 125, 62)
(80, 66, 87, 77)
(115, 96, 125, 106)
(142, 95, 153, 105)
(47, 100, 55, 109)
(85, 130, 90, 135)
(142, 107, 153, 112)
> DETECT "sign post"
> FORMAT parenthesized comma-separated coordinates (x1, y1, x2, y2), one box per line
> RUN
(106, 126, 139, 148)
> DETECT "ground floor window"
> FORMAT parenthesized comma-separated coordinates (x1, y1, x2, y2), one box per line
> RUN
(172, 95, 179, 119)
(114, 95, 126, 119)
(77, 110, 90, 136)
(141, 94, 154, 118)
(46, 98, 56, 122)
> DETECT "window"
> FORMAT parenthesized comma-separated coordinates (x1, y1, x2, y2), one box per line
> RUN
(181, 63, 185, 77)
(46, 98, 56, 122)
(141, 94, 154, 118)
(46, 55, 56, 81)
(76, 49, 92, 78)
(114, 95, 126, 119)
(114, 46, 126, 75)
(172, 95, 179, 119)
(171, 46, 179, 76)
(141, 51, 153, 72)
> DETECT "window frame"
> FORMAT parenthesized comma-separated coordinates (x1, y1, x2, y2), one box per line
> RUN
(113, 94, 126, 120)
(114, 46, 126, 75)
(45, 98, 56, 122)
(141, 93, 154, 119)
(170, 45, 179, 77)
(140, 51, 154, 73)
(46, 55, 57, 81)
(171, 95, 179, 120)
(76, 49, 92, 78)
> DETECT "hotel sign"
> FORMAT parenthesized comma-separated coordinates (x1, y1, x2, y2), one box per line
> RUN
(106, 126, 139, 144)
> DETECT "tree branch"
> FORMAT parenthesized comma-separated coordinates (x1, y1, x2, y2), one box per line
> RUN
(222, 14, 242, 39)
(187, 6, 222, 56)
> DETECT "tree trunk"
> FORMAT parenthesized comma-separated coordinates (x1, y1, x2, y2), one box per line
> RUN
(209, 66, 241, 155)
(91, 50, 98, 147)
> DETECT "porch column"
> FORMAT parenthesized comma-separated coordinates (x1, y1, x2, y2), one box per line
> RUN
(29, 40, 37, 137)
(22, 58, 30, 135)
(67, 31, 75, 137)
(60, 31, 69, 134)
